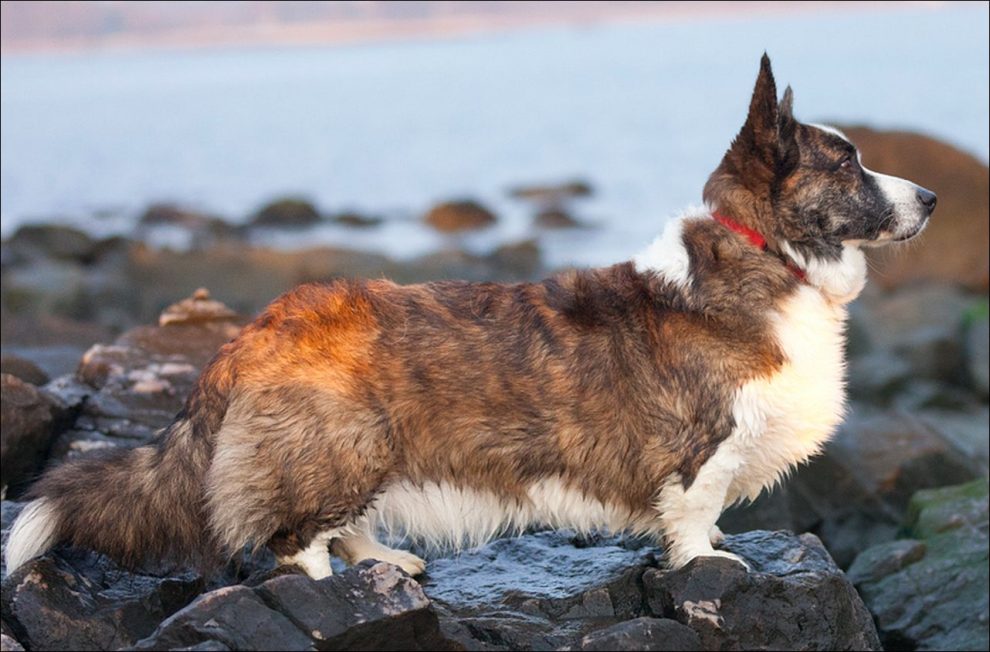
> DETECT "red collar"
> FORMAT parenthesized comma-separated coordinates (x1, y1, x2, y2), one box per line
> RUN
(712, 211, 807, 282)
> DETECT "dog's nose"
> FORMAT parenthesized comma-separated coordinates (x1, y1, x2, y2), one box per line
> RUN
(917, 187, 937, 214)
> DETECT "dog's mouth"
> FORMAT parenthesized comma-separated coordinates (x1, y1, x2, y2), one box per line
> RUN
(859, 216, 930, 248)
(892, 216, 930, 242)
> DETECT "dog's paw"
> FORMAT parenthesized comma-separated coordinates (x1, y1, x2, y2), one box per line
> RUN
(708, 524, 725, 546)
(377, 549, 427, 576)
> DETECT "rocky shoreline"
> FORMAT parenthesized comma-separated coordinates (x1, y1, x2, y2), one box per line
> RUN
(1, 127, 988, 650)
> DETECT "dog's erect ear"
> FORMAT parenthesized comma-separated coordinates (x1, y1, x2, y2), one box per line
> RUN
(777, 85, 799, 175)
(730, 54, 798, 176)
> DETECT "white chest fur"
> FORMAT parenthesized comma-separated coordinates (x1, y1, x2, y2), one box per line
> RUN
(723, 284, 850, 505)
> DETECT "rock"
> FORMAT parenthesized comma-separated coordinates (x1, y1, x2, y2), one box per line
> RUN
(136, 204, 239, 250)
(331, 211, 384, 228)
(424, 200, 497, 232)
(50, 291, 244, 458)
(133, 562, 457, 651)
(644, 531, 881, 651)
(0, 374, 65, 496)
(846, 351, 913, 403)
(487, 240, 542, 279)
(0, 633, 24, 652)
(422, 531, 656, 650)
(509, 180, 593, 202)
(534, 207, 583, 229)
(837, 126, 989, 291)
(130, 585, 312, 651)
(158, 288, 239, 326)
(822, 409, 981, 512)
(848, 480, 989, 651)
(568, 617, 701, 651)
(0, 355, 49, 385)
(249, 197, 321, 229)
(5, 224, 96, 265)
(138, 203, 213, 229)
(965, 308, 989, 398)
(0, 548, 204, 651)
(852, 283, 972, 386)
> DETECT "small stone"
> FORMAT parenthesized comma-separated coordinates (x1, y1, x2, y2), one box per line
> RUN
(158, 288, 239, 326)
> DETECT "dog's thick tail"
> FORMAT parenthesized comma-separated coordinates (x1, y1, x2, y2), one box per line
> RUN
(4, 349, 236, 576)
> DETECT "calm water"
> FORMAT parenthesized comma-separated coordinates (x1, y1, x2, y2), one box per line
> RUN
(2, 4, 987, 267)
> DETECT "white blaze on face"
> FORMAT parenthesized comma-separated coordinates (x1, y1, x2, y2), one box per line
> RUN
(859, 158, 929, 241)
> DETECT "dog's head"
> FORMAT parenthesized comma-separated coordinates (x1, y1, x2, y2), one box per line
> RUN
(703, 54, 936, 263)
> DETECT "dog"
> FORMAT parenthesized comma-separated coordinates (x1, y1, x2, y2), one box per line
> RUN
(5, 55, 935, 580)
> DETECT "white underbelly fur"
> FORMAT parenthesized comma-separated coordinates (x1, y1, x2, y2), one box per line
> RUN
(364, 477, 662, 551)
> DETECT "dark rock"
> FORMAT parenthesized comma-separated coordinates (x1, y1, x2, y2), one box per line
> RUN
(821, 409, 981, 513)
(965, 309, 989, 398)
(534, 207, 582, 229)
(256, 562, 456, 650)
(0, 374, 64, 496)
(138, 203, 214, 229)
(644, 531, 881, 651)
(6, 224, 96, 264)
(848, 480, 989, 651)
(331, 211, 384, 228)
(50, 290, 244, 459)
(509, 180, 593, 202)
(249, 197, 321, 229)
(133, 562, 458, 651)
(424, 200, 496, 233)
(837, 126, 989, 291)
(130, 585, 311, 651)
(0, 355, 49, 386)
(136, 204, 239, 250)
(487, 240, 542, 279)
(0, 549, 204, 651)
(568, 617, 701, 651)
(852, 284, 972, 387)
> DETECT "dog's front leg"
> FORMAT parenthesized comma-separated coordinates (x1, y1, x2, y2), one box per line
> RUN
(655, 446, 749, 570)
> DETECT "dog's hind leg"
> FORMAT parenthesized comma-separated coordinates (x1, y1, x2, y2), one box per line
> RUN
(205, 390, 395, 579)
(271, 528, 338, 579)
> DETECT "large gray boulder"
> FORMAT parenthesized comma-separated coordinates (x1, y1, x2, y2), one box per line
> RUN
(644, 531, 881, 651)
(848, 480, 989, 651)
